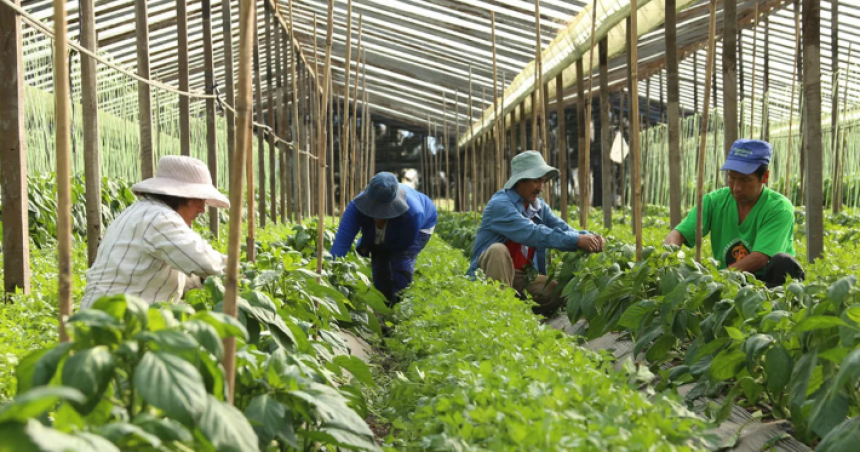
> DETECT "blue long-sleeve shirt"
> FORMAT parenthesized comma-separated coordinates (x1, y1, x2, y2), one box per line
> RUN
(330, 184, 437, 258)
(467, 189, 586, 276)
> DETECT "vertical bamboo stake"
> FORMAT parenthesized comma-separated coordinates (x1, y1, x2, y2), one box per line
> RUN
(576, 59, 586, 223)
(696, 0, 718, 263)
(784, 4, 801, 196)
(427, 116, 433, 199)
(762, 15, 770, 141)
(519, 103, 526, 153)
(351, 17, 363, 199)
(80, 0, 100, 267)
(480, 89, 486, 207)
(135, 0, 154, 179)
(316, 0, 334, 275)
(723, 0, 738, 158)
(803, 0, 822, 261)
(265, 3, 275, 225)
(557, 73, 568, 222)
(202, 0, 219, 237)
(750, 0, 759, 138)
(312, 13, 320, 218)
(581, 0, 599, 228)
(491, 12, 501, 189)
(630, 0, 643, 260)
(279, 26, 290, 223)
(599, 37, 612, 229)
(220, 0, 236, 184)
(455, 91, 462, 210)
(341, 0, 353, 213)
(289, 2, 302, 223)
(329, 77, 336, 215)
(177, 0, 190, 156)
(501, 72, 508, 181)
(54, 0, 72, 342)
(361, 49, 370, 188)
(249, 39, 264, 262)
(469, 66, 477, 222)
(836, 46, 852, 213)
(666, 0, 682, 227)
(444, 92, 450, 206)
(532, 0, 543, 154)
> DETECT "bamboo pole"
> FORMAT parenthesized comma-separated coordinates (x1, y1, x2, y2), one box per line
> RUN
(455, 90, 462, 210)
(576, 59, 586, 222)
(330, 76, 336, 216)
(279, 26, 289, 223)
(250, 38, 264, 262)
(312, 12, 320, 218)
(341, 0, 353, 214)
(784, 3, 802, 196)
(80, 0, 100, 267)
(829, 3, 839, 212)
(289, 1, 302, 223)
(836, 45, 852, 213)
(54, 0, 72, 342)
(666, 0, 682, 228)
(542, 81, 551, 208)
(557, 73, 568, 222)
(220, 0, 236, 185)
(580, 0, 599, 228)
(265, 3, 274, 225)
(316, 0, 334, 275)
(599, 37, 611, 229)
(202, 0, 219, 237)
(762, 15, 770, 141)
(723, 0, 738, 158)
(444, 92, 450, 205)
(134, 0, 154, 179)
(696, 0, 718, 263)
(630, 0, 643, 260)
(803, 0, 822, 261)
(361, 49, 370, 189)
(491, 12, 501, 190)
(223, 0, 255, 405)
(469, 65, 477, 221)
(350, 18, 363, 199)
(177, 0, 190, 156)
(532, 0, 543, 154)
(501, 72, 508, 181)
(750, 0, 759, 138)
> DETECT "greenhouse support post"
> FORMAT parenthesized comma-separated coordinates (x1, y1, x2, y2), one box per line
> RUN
(557, 74, 568, 223)
(317, 0, 334, 276)
(532, 0, 542, 155)
(350, 17, 363, 201)
(492, 11, 501, 190)
(53, 0, 72, 342)
(501, 72, 508, 182)
(264, 4, 274, 226)
(666, 0, 682, 228)
(803, 0, 822, 261)
(80, 0, 101, 267)
(455, 91, 462, 211)
(341, 0, 353, 216)
(762, 15, 770, 141)
(177, 0, 190, 157)
(697, 0, 718, 263)
(581, 0, 599, 227)
(519, 102, 526, 153)
(469, 65, 477, 221)
(629, 0, 642, 261)
(278, 25, 289, 223)
(220, 0, 236, 186)
(576, 58, 586, 227)
(224, 0, 256, 405)
(290, 2, 303, 223)
(249, 42, 263, 263)
(750, 0, 759, 139)
(722, 0, 737, 158)
(600, 37, 611, 230)
(134, 0, 154, 179)
(444, 92, 450, 204)
(0, 0, 30, 294)
(329, 78, 336, 216)
(785, 4, 801, 196)
(830, 0, 839, 213)
(202, 0, 219, 238)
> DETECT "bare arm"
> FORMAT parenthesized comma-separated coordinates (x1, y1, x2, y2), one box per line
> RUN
(729, 251, 770, 274)
(663, 229, 686, 247)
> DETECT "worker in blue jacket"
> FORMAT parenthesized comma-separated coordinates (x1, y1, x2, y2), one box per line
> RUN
(331, 172, 437, 305)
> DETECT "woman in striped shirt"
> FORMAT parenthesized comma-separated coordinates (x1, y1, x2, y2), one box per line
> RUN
(81, 156, 229, 309)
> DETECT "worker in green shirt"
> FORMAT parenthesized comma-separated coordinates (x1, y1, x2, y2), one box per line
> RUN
(663, 139, 804, 288)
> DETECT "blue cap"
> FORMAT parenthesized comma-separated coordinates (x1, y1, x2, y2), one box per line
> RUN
(353, 172, 409, 219)
(720, 139, 773, 174)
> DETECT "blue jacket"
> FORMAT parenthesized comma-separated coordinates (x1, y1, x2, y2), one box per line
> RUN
(467, 189, 586, 276)
(331, 184, 437, 258)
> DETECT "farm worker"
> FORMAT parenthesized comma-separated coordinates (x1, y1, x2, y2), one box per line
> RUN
(663, 139, 804, 287)
(81, 156, 229, 308)
(330, 172, 437, 305)
(468, 151, 606, 316)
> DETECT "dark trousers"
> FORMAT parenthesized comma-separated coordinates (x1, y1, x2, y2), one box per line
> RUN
(370, 233, 432, 305)
(758, 253, 805, 288)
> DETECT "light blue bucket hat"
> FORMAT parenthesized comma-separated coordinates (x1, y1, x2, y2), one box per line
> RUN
(354, 172, 409, 219)
(503, 150, 560, 190)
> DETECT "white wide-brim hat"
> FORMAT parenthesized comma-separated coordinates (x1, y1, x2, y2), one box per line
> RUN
(131, 155, 230, 209)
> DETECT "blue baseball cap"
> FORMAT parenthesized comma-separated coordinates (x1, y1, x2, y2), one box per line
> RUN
(720, 139, 773, 174)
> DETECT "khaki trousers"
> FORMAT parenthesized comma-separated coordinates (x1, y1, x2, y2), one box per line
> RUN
(477, 243, 565, 316)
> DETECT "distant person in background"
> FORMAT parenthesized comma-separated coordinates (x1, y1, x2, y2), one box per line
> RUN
(664, 139, 804, 287)
(81, 156, 228, 308)
(331, 172, 437, 305)
(469, 151, 606, 316)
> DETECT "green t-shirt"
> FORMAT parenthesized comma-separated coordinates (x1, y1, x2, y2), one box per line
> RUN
(675, 187, 795, 269)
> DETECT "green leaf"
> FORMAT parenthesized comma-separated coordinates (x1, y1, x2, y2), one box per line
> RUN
(764, 344, 793, 394)
(618, 299, 657, 332)
(691, 337, 731, 364)
(355, 287, 392, 315)
(14, 348, 49, 395)
(0, 386, 86, 423)
(190, 311, 248, 341)
(633, 324, 664, 357)
(843, 306, 860, 327)
(645, 334, 676, 363)
(788, 348, 818, 413)
(743, 334, 774, 372)
(245, 394, 298, 450)
(135, 330, 200, 356)
(133, 413, 193, 443)
(831, 348, 860, 398)
(183, 320, 224, 359)
(816, 417, 860, 452)
(819, 347, 851, 364)
(826, 276, 856, 308)
(134, 352, 207, 425)
(0, 419, 121, 452)
(205, 277, 225, 306)
(725, 327, 745, 341)
(793, 315, 849, 333)
(91, 294, 149, 333)
(97, 422, 162, 448)
(61, 346, 115, 414)
(709, 348, 745, 382)
(289, 382, 376, 445)
(809, 393, 849, 439)
(196, 395, 259, 452)
(333, 355, 375, 387)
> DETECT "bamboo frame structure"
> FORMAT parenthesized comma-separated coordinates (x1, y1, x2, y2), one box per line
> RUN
(350, 17, 363, 200)
(697, 0, 718, 263)
(455, 90, 462, 211)
(317, 0, 334, 275)
(666, 0, 682, 228)
(491, 12, 501, 191)
(580, 0, 599, 229)
(340, 0, 353, 215)
(532, 0, 543, 155)
(576, 59, 586, 225)
(290, 1, 302, 223)
(723, 0, 738, 158)
(750, 0, 759, 139)
(80, 0, 100, 267)
(202, 0, 219, 237)
(784, 4, 802, 196)
(223, 0, 256, 406)
(54, 0, 72, 342)
(599, 37, 611, 230)
(802, 0, 822, 261)
(220, 0, 235, 185)
(264, 4, 273, 226)
(557, 73, 567, 222)
(630, 0, 642, 260)
(444, 92, 450, 204)
(177, 0, 190, 157)
(134, 0, 154, 179)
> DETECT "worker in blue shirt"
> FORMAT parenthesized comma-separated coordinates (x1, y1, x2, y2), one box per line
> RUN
(331, 172, 437, 305)
(468, 151, 606, 316)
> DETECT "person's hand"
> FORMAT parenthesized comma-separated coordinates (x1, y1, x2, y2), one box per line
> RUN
(578, 234, 605, 253)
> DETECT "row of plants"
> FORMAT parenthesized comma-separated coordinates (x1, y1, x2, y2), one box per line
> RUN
(0, 220, 388, 451)
(370, 236, 711, 451)
(434, 211, 860, 450)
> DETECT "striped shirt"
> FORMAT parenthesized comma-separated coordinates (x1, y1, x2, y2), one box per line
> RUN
(81, 199, 226, 308)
